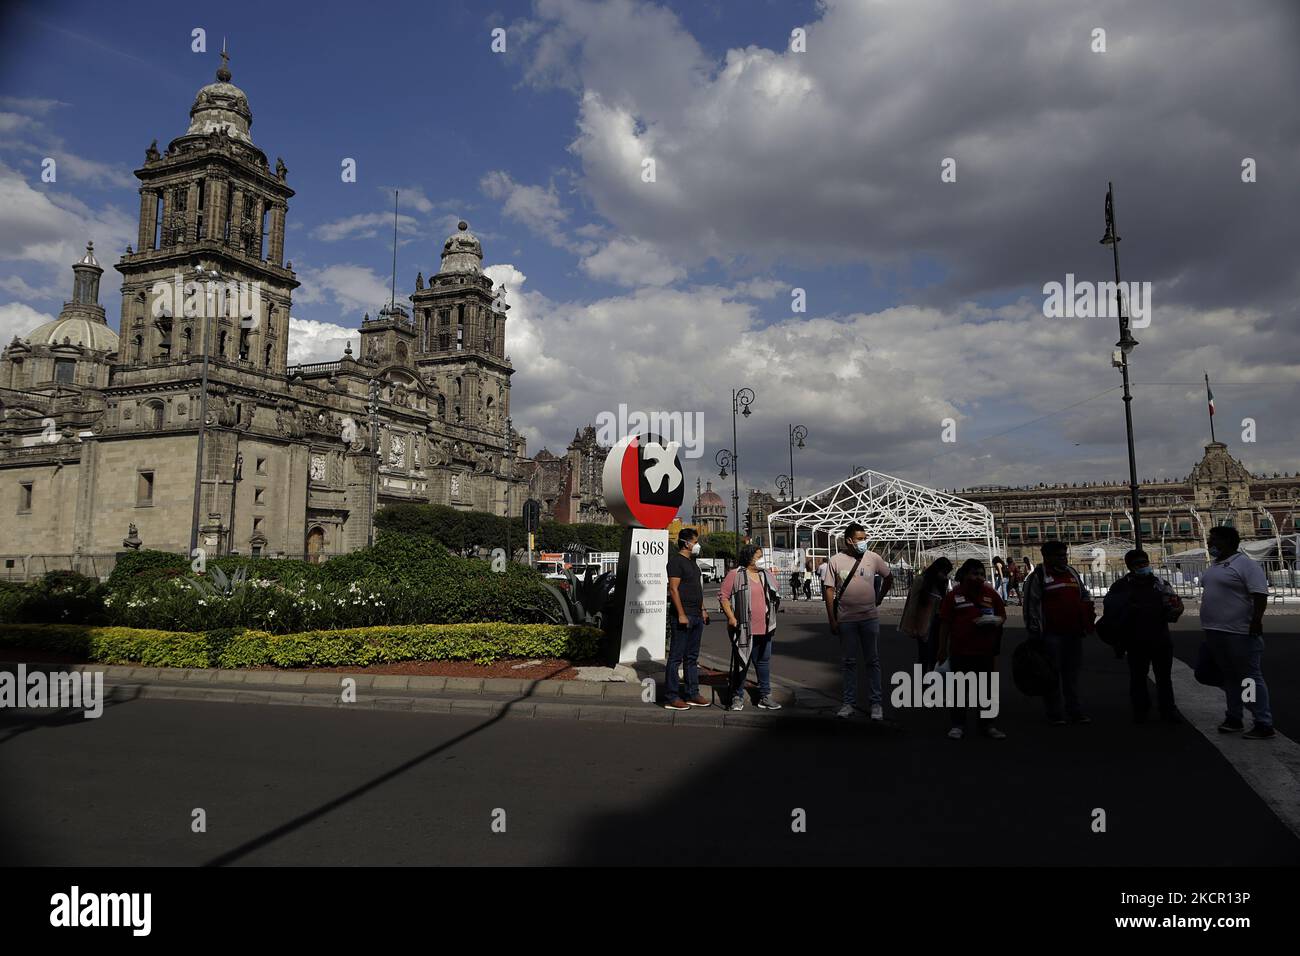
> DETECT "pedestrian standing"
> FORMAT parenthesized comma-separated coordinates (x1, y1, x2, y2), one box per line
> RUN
(1023, 540, 1095, 725)
(1201, 526, 1273, 739)
(1102, 549, 1183, 723)
(720, 544, 783, 711)
(936, 559, 1007, 739)
(789, 569, 802, 602)
(821, 523, 893, 720)
(663, 528, 710, 710)
(898, 557, 952, 673)
(992, 557, 1009, 602)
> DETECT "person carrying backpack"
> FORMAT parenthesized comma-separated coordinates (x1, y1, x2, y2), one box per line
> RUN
(1102, 549, 1183, 723)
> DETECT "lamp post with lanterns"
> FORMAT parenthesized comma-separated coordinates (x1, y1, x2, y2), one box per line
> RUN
(1101, 182, 1143, 552)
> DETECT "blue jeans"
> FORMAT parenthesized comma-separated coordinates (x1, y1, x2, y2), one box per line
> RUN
(1041, 631, 1084, 720)
(839, 618, 882, 707)
(1205, 629, 1272, 726)
(666, 615, 704, 702)
(731, 632, 773, 701)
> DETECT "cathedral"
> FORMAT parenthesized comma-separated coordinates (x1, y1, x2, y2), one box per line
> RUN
(0, 54, 563, 569)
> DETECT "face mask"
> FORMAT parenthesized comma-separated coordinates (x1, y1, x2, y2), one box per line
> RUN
(854, 540, 868, 555)
(1134, 566, 1153, 576)
(755, 557, 768, 569)
(691, 543, 701, 556)
(1208, 546, 1222, 559)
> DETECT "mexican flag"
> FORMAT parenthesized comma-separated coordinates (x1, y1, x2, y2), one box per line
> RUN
(1206, 377, 1215, 417)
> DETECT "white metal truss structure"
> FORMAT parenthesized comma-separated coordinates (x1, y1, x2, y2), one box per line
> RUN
(766, 470, 997, 562)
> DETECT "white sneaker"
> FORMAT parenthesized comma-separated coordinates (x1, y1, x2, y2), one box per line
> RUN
(948, 727, 964, 739)
(870, 704, 884, 721)
(836, 704, 855, 719)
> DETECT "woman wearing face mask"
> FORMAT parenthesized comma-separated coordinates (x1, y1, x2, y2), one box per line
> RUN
(719, 543, 783, 711)
(898, 557, 953, 673)
(936, 559, 1008, 739)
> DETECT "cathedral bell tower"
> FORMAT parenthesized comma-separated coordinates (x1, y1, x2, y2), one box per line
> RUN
(409, 221, 512, 433)
(115, 47, 298, 374)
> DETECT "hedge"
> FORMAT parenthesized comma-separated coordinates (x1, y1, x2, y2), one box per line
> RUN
(376, 502, 626, 553)
(0, 622, 603, 668)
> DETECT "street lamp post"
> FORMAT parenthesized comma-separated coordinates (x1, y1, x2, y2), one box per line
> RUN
(788, 424, 807, 503)
(1101, 182, 1143, 552)
(715, 386, 754, 551)
(504, 417, 514, 561)
(366, 376, 381, 547)
(189, 264, 222, 558)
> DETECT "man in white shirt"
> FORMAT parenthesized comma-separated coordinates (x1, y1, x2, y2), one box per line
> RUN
(821, 523, 893, 720)
(1201, 526, 1273, 739)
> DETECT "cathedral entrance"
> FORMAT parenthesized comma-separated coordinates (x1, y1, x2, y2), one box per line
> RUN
(306, 526, 325, 563)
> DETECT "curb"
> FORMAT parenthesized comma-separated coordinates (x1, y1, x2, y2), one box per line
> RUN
(0, 660, 857, 730)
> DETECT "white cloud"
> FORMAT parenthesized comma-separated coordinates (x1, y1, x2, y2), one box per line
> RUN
(0, 301, 56, 344)
(580, 236, 684, 287)
(480, 170, 585, 251)
(287, 317, 357, 365)
(294, 263, 392, 319)
(310, 212, 421, 242)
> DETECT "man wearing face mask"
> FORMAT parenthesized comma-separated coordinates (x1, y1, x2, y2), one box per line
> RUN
(1023, 540, 1095, 724)
(821, 522, 893, 720)
(664, 528, 710, 710)
(1103, 550, 1184, 723)
(1201, 526, 1273, 739)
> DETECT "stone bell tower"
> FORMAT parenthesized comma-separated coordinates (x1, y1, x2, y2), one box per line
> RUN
(115, 46, 298, 373)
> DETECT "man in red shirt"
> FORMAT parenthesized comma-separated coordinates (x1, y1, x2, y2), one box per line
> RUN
(936, 559, 1007, 739)
(1022, 540, 1095, 724)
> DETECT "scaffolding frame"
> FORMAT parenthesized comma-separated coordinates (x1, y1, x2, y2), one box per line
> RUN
(766, 469, 998, 568)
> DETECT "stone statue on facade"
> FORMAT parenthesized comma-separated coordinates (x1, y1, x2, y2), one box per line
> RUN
(123, 523, 142, 550)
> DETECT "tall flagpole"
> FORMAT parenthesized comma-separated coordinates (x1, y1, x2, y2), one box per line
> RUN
(1204, 371, 1217, 443)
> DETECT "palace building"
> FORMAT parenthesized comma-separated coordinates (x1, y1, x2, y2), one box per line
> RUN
(956, 441, 1300, 565)
(0, 54, 566, 574)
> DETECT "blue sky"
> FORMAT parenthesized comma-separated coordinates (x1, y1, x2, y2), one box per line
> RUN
(3, 0, 1298, 502)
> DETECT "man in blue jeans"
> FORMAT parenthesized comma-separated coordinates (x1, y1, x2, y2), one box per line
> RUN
(663, 528, 710, 710)
(821, 522, 893, 720)
(1201, 526, 1273, 739)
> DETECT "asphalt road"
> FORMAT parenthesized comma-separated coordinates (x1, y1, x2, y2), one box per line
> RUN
(2, 613, 1297, 864)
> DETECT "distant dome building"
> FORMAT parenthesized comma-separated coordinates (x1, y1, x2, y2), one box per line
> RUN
(692, 480, 727, 534)
(1, 242, 117, 391)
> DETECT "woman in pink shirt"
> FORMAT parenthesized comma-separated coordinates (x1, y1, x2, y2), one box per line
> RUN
(720, 544, 782, 711)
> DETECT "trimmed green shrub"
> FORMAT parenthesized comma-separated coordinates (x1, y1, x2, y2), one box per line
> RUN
(0, 622, 602, 667)
(0, 571, 108, 625)
(107, 549, 189, 590)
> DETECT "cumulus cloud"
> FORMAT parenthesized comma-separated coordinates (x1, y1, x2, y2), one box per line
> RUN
(580, 236, 684, 286)
(0, 301, 57, 344)
(480, 170, 580, 249)
(294, 263, 392, 319)
(286, 317, 358, 365)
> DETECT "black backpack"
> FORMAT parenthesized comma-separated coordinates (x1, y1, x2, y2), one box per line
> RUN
(1012, 637, 1059, 697)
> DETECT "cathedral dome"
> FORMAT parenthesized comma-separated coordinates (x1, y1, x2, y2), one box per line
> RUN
(697, 481, 725, 508)
(438, 220, 483, 275)
(186, 50, 253, 143)
(25, 315, 119, 352)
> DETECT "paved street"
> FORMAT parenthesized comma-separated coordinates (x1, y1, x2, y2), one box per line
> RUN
(2, 606, 1297, 865)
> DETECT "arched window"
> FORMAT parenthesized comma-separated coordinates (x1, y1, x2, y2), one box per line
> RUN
(149, 402, 165, 430)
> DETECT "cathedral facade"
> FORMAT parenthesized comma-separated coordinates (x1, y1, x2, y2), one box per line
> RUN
(0, 56, 532, 572)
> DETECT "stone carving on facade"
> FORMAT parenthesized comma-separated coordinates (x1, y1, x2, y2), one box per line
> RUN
(340, 416, 357, 447)
(275, 157, 287, 181)
(123, 523, 142, 550)
(390, 434, 406, 469)
(145, 140, 160, 163)
(413, 437, 421, 470)
(310, 454, 326, 482)
(450, 474, 461, 499)
(472, 445, 494, 475)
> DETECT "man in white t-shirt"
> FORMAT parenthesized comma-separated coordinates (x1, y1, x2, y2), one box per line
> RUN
(1201, 526, 1273, 739)
(821, 522, 893, 720)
